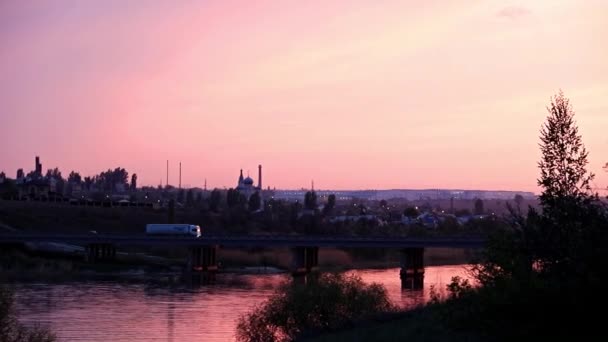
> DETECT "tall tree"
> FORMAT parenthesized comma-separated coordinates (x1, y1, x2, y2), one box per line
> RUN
(538, 91, 593, 210)
(67, 171, 82, 184)
(46, 168, 65, 195)
(130, 174, 137, 191)
(304, 191, 317, 210)
(83, 176, 93, 191)
(323, 194, 336, 216)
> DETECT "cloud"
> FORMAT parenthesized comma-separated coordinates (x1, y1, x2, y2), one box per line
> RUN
(497, 6, 530, 19)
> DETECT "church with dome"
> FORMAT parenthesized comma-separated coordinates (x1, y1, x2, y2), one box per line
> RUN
(236, 165, 263, 202)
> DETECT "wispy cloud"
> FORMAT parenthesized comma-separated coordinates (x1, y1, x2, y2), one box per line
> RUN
(497, 6, 530, 19)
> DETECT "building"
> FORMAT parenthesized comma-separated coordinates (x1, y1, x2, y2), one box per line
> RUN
(235, 165, 267, 210)
(16, 156, 57, 200)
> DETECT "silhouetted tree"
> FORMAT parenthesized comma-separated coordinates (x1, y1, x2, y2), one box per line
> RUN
(304, 191, 317, 210)
(0, 178, 17, 200)
(323, 194, 336, 216)
(403, 207, 419, 218)
(473, 198, 484, 215)
(236, 274, 395, 342)
(67, 171, 81, 184)
(196, 191, 203, 203)
(209, 189, 221, 212)
(177, 189, 185, 204)
(538, 91, 593, 211)
(130, 174, 137, 191)
(94, 168, 129, 192)
(83, 176, 93, 191)
(45, 168, 65, 195)
(227, 188, 239, 208)
(248, 192, 261, 211)
(1, 285, 56, 341)
(186, 189, 194, 206)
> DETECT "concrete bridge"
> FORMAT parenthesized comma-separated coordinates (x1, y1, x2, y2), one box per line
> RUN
(0, 233, 485, 289)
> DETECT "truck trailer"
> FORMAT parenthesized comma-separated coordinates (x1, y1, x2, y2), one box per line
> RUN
(145, 224, 201, 238)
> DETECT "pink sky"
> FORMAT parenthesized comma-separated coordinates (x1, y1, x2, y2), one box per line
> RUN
(1, 0, 607, 193)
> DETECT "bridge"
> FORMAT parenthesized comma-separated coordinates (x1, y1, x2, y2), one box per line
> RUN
(0, 233, 485, 248)
(0, 233, 485, 289)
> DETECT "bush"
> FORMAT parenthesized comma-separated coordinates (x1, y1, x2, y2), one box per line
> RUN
(236, 273, 395, 342)
(0, 286, 56, 342)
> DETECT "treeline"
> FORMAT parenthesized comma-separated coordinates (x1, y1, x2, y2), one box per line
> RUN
(235, 92, 608, 341)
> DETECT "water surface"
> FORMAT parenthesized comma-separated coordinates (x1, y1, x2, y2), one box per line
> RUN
(13, 265, 470, 341)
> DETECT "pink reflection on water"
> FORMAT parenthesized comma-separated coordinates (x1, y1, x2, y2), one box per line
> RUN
(351, 265, 473, 308)
(13, 265, 472, 341)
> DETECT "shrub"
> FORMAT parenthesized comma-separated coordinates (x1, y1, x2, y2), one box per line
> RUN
(0, 286, 56, 342)
(236, 273, 395, 342)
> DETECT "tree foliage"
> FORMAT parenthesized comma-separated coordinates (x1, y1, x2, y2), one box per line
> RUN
(209, 189, 221, 212)
(236, 273, 395, 342)
(130, 174, 137, 191)
(322, 194, 336, 216)
(1, 286, 56, 342)
(446, 91, 608, 339)
(248, 192, 261, 211)
(403, 207, 419, 218)
(538, 91, 593, 210)
(67, 171, 81, 184)
(304, 191, 318, 211)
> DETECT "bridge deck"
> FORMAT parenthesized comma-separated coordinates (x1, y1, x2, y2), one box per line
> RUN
(0, 234, 485, 248)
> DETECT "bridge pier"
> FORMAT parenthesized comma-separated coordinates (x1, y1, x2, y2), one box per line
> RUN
(291, 246, 319, 278)
(186, 245, 218, 284)
(400, 248, 424, 290)
(85, 243, 116, 263)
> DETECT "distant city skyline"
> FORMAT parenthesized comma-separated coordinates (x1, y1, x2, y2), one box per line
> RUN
(1, 1, 607, 192)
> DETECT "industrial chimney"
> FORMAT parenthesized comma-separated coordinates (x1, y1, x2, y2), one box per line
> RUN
(35, 156, 42, 176)
(258, 164, 262, 190)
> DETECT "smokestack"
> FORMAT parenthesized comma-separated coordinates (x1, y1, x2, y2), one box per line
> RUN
(179, 162, 182, 189)
(166, 160, 169, 187)
(35, 156, 41, 175)
(258, 165, 262, 190)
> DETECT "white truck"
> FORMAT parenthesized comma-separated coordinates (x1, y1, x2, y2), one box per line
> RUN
(145, 224, 201, 238)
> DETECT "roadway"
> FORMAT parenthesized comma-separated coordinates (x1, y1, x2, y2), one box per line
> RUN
(0, 233, 485, 248)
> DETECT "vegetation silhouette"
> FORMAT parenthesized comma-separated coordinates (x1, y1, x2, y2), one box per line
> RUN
(0, 286, 55, 342)
(248, 91, 608, 341)
(235, 273, 395, 342)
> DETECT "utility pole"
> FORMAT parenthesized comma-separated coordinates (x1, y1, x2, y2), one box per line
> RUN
(179, 162, 182, 189)
(166, 160, 169, 188)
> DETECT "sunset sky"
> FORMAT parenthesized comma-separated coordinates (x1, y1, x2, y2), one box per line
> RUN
(1, 0, 607, 193)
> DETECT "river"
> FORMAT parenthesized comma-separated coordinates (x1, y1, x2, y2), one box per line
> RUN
(12, 265, 470, 341)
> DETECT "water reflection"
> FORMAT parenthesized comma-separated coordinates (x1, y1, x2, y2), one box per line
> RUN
(12, 265, 471, 342)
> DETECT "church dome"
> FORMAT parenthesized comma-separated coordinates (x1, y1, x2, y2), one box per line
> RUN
(243, 177, 254, 185)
